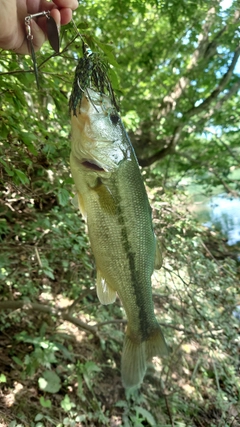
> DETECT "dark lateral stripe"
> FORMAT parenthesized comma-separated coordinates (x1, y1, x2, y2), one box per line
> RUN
(82, 160, 105, 172)
(116, 185, 149, 341)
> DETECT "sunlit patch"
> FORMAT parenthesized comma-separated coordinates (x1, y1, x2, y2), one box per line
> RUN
(3, 382, 23, 407)
(152, 356, 163, 373)
(57, 322, 86, 343)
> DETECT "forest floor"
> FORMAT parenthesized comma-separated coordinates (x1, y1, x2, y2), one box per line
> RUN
(0, 190, 240, 427)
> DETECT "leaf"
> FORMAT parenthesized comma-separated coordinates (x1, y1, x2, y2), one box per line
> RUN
(43, 268, 55, 280)
(0, 158, 14, 176)
(20, 133, 38, 156)
(84, 361, 101, 376)
(94, 40, 119, 68)
(39, 396, 52, 408)
(38, 370, 61, 393)
(35, 413, 44, 421)
(12, 356, 23, 366)
(0, 122, 8, 139)
(14, 169, 30, 185)
(57, 188, 70, 207)
(77, 21, 89, 29)
(135, 406, 156, 426)
(60, 394, 76, 412)
(115, 400, 128, 408)
(107, 68, 121, 92)
(54, 343, 74, 362)
(0, 373, 7, 383)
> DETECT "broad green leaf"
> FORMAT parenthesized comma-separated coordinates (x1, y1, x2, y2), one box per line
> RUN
(38, 370, 61, 393)
(57, 188, 70, 207)
(135, 406, 156, 426)
(35, 413, 44, 421)
(39, 397, 52, 408)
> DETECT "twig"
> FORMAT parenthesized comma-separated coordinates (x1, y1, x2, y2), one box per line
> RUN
(95, 318, 195, 335)
(164, 394, 174, 427)
(199, 238, 236, 278)
(34, 246, 42, 268)
(96, 319, 127, 328)
(38, 35, 78, 70)
(67, 288, 96, 314)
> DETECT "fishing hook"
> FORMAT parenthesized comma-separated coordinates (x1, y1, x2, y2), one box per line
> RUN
(85, 87, 100, 113)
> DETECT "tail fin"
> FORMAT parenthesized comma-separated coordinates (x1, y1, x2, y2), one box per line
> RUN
(121, 326, 168, 389)
(121, 336, 146, 389)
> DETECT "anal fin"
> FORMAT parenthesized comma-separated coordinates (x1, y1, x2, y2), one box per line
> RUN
(96, 270, 117, 305)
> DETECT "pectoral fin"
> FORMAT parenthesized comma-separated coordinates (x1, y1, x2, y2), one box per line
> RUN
(71, 193, 87, 220)
(96, 270, 117, 305)
(154, 236, 163, 270)
(93, 179, 116, 215)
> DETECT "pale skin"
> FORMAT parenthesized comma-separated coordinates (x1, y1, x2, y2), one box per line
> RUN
(0, 0, 78, 54)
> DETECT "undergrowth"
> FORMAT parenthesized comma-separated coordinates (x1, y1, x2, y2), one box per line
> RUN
(0, 181, 239, 427)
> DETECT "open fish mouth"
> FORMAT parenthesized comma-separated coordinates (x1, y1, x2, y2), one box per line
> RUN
(81, 160, 106, 172)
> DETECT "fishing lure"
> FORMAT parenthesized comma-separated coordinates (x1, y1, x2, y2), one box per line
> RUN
(25, 11, 60, 88)
(69, 42, 119, 116)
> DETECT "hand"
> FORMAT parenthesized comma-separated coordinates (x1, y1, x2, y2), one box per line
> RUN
(0, 0, 78, 54)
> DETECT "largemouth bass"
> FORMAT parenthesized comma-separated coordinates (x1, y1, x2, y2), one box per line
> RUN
(70, 87, 168, 388)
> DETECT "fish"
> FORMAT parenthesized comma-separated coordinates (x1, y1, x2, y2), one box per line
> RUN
(69, 87, 168, 388)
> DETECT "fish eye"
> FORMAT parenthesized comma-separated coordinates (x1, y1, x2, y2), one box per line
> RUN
(109, 113, 120, 125)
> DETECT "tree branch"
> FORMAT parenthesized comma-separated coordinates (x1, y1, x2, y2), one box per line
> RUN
(158, 6, 224, 117)
(0, 300, 99, 337)
(208, 167, 239, 197)
(185, 45, 240, 119)
(139, 43, 240, 167)
(178, 151, 239, 197)
(138, 124, 183, 167)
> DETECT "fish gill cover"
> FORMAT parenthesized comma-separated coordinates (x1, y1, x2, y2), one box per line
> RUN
(69, 43, 119, 116)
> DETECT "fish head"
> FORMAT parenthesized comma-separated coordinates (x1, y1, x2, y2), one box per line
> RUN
(71, 89, 130, 172)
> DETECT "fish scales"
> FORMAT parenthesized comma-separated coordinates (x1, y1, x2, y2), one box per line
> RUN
(89, 160, 155, 339)
(70, 87, 168, 388)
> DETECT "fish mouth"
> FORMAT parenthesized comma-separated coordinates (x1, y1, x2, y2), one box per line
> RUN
(81, 160, 106, 172)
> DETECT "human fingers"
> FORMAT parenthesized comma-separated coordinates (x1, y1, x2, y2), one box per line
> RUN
(48, 0, 78, 25)
(26, 0, 78, 14)
(58, 8, 73, 25)
(49, 0, 78, 12)
(15, 0, 78, 53)
(50, 7, 73, 26)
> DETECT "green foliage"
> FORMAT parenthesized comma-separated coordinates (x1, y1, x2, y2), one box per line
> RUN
(38, 370, 61, 393)
(0, 1, 240, 426)
(116, 394, 157, 426)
